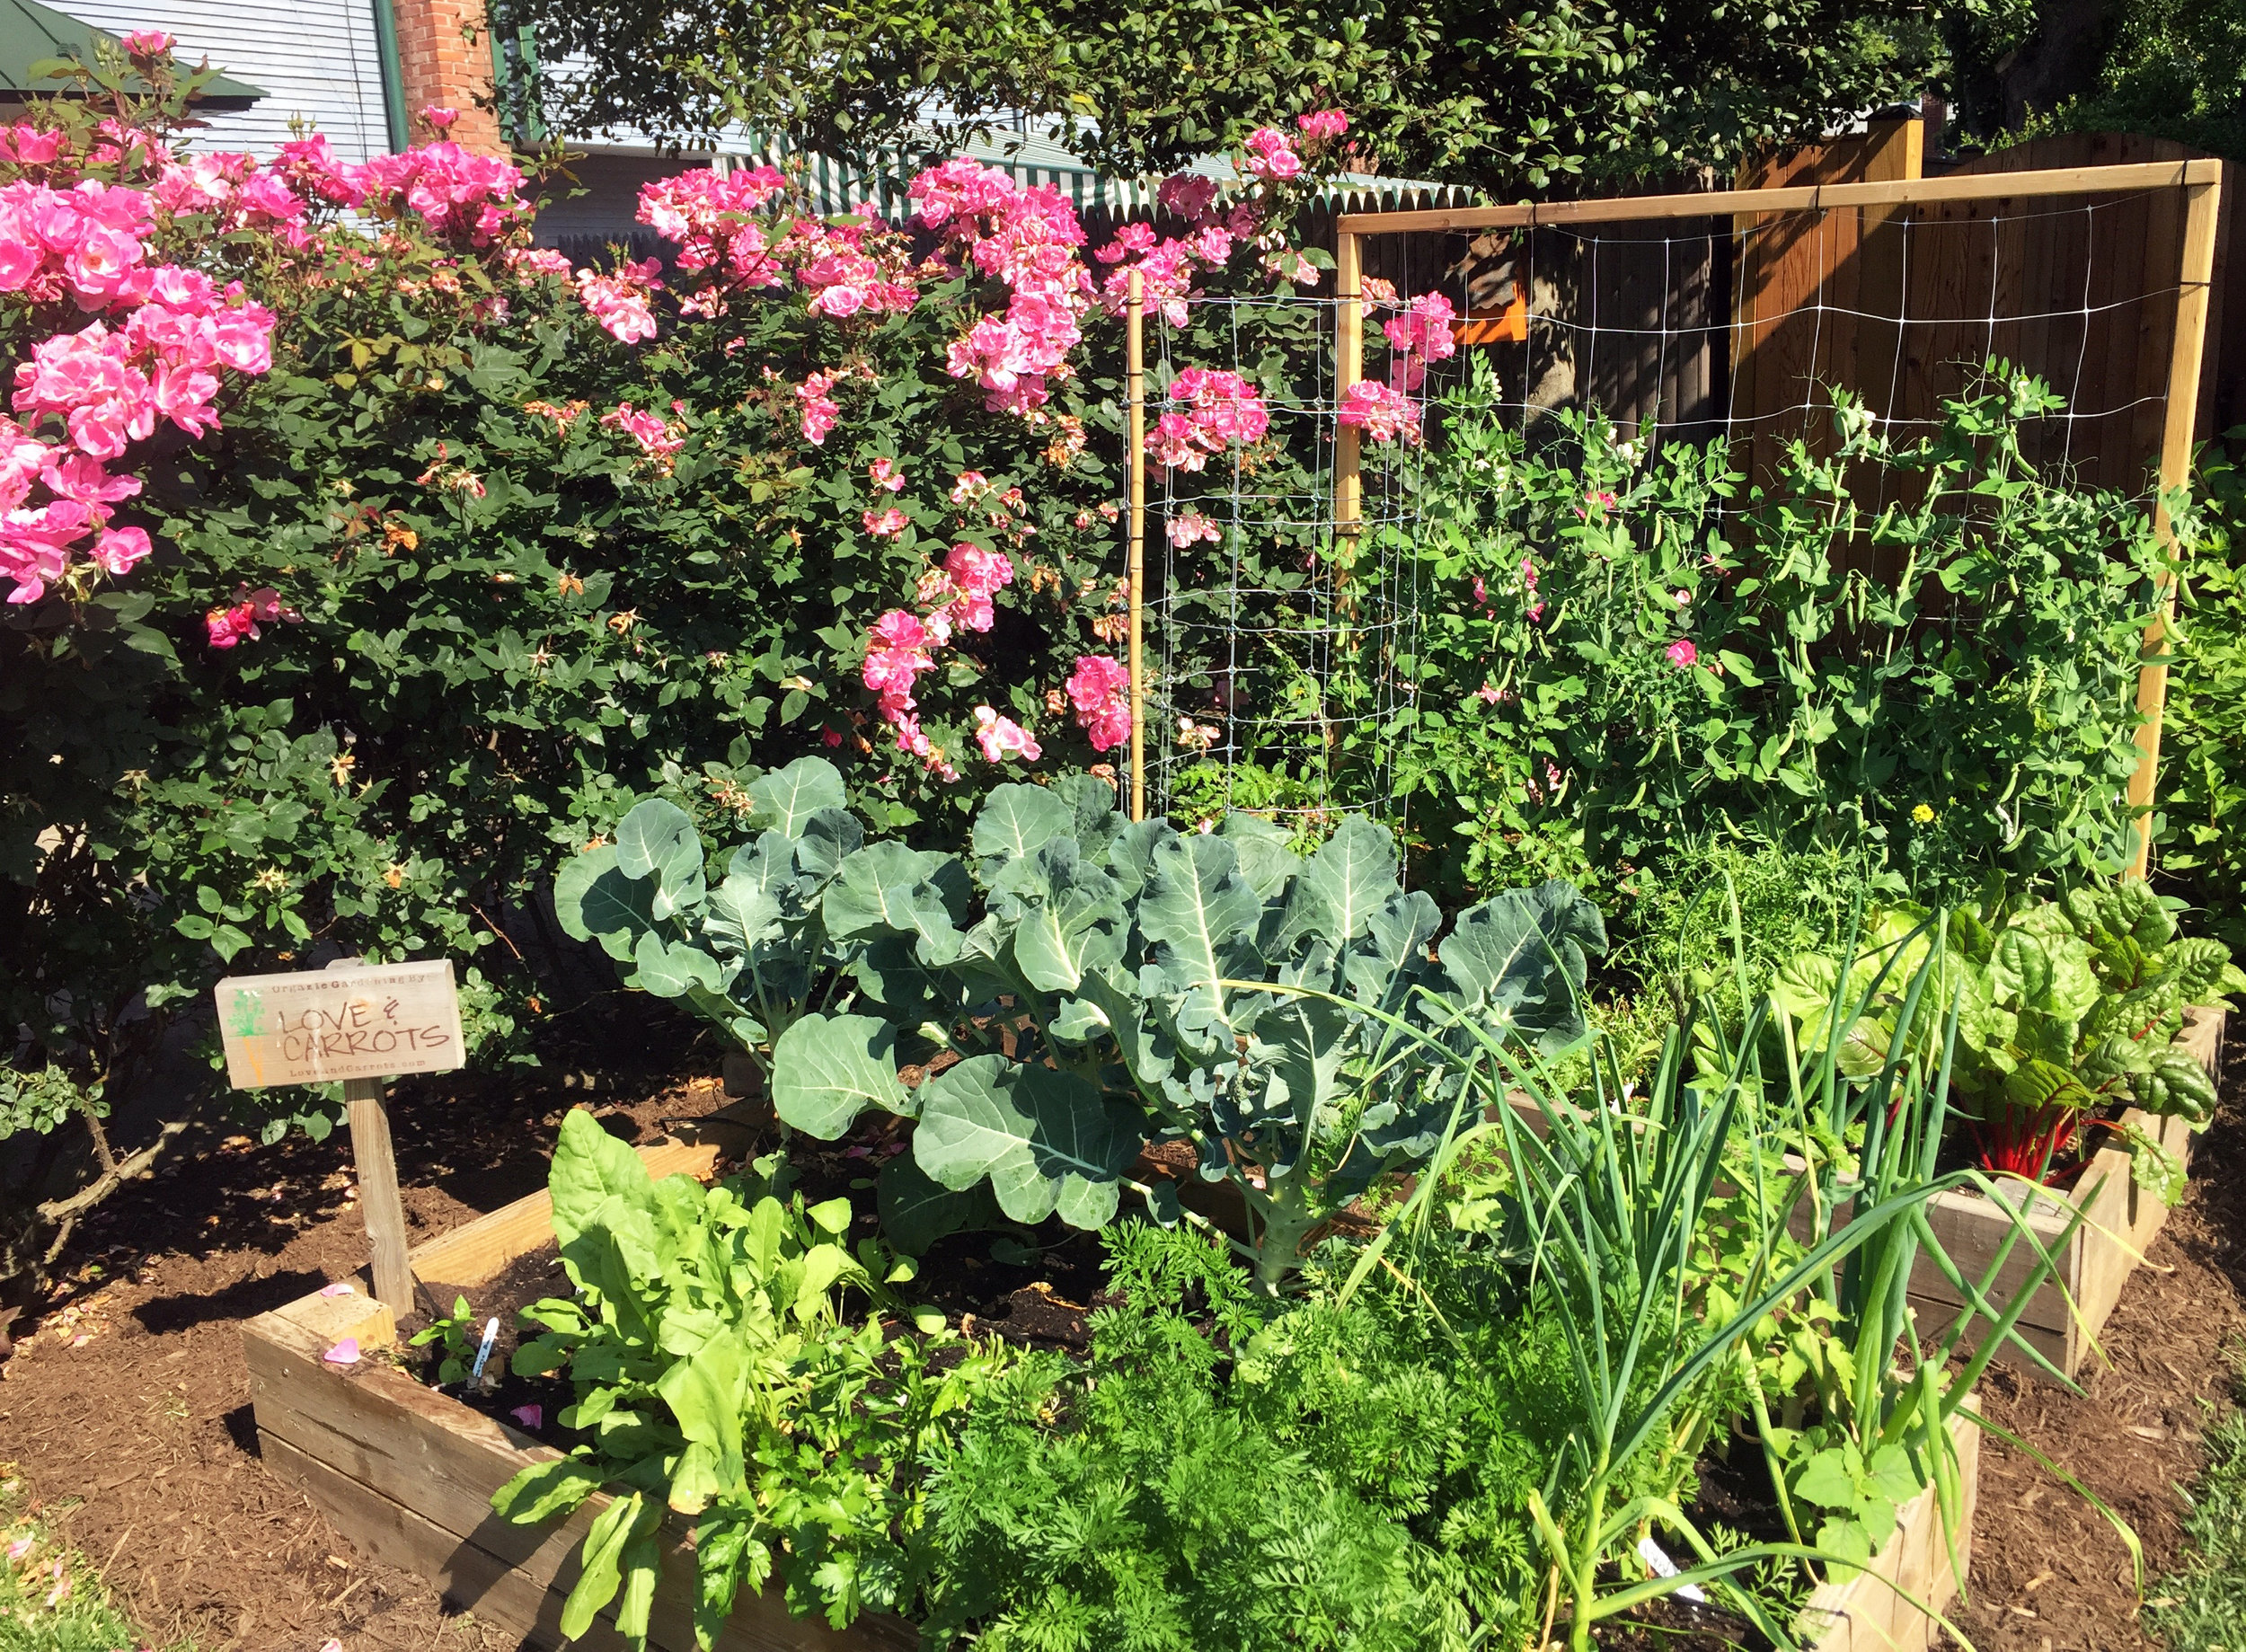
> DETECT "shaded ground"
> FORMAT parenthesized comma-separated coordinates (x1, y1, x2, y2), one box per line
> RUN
(1943, 1015, 2246, 1652)
(2, 1028, 2242, 1651)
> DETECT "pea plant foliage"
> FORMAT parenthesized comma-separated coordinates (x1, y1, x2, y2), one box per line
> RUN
(557, 757, 1605, 1282)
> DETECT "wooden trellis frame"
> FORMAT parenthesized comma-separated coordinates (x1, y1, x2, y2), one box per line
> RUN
(1332, 159, 2224, 879)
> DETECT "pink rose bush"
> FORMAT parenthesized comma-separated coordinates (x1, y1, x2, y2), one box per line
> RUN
(0, 160, 277, 601)
(910, 158, 1094, 417)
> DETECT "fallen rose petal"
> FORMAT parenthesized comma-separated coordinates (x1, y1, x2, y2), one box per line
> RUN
(510, 1404, 542, 1429)
(321, 1641, 344, 1652)
(323, 1338, 359, 1365)
(319, 1282, 355, 1297)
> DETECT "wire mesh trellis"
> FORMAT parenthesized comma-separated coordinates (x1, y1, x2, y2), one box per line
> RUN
(1127, 161, 2222, 877)
(1134, 291, 1430, 844)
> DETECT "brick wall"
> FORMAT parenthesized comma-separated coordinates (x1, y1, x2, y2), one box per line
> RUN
(390, 0, 505, 154)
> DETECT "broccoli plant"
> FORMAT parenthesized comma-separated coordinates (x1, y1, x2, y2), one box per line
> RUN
(555, 758, 1605, 1285)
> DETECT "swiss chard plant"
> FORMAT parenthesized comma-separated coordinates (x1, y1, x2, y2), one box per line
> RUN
(557, 759, 1608, 1285)
(1773, 883, 2241, 1183)
(491, 1109, 1008, 1646)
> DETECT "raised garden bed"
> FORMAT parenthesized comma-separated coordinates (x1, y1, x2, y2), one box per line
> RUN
(247, 1135, 1991, 1651)
(242, 1137, 912, 1652)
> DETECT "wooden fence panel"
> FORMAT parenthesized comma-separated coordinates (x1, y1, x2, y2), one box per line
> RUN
(1895, 133, 2222, 495)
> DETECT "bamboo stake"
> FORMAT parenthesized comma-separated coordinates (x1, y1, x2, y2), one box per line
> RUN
(1127, 267, 1146, 823)
(2126, 173, 2224, 879)
(1335, 230, 1363, 537)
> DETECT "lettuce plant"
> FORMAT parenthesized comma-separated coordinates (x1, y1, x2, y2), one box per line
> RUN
(556, 758, 1606, 1285)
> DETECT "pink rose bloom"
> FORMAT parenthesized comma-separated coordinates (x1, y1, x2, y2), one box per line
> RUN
(92, 523, 149, 574)
(1166, 510, 1220, 548)
(943, 543, 1012, 595)
(863, 507, 907, 537)
(422, 106, 458, 130)
(1296, 110, 1349, 142)
(1666, 639, 1699, 668)
(1336, 380, 1420, 446)
(870, 610, 928, 651)
(123, 29, 173, 53)
(576, 261, 662, 344)
(1066, 654, 1132, 752)
(869, 456, 904, 492)
(210, 305, 276, 375)
(796, 371, 840, 445)
(40, 450, 136, 505)
(973, 706, 1041, 764)
(62, 222, 146, 305)
(150, 362, 222, 438)
(1242, 127, 1304, 182)
(1156, 172, 1219, 222)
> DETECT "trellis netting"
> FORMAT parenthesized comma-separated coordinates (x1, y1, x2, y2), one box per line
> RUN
(1138, 168, 2214, 868)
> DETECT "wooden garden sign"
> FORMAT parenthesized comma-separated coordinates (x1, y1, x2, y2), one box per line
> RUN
(215, 959, 464, 1313)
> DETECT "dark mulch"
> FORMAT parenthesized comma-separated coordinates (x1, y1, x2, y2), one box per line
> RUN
(1941, 1014, 2246, 1652)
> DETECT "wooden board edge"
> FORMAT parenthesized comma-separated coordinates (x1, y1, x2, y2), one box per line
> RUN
(1799, 1407, 1980, 1652)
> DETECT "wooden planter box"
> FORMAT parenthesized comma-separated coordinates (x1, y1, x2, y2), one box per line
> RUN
(242, 1138, 912, 1652)
(1798, 1408, 1980, 1652)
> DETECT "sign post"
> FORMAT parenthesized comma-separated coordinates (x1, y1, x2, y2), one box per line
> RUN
(216, 959, 464, 1314)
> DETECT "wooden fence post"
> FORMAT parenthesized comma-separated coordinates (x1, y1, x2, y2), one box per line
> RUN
(2127, 171, 2226, 879)
(344, 1076, 416, 1314)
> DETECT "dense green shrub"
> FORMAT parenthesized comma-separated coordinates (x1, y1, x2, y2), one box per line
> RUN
(2156, 431, 2246, 945)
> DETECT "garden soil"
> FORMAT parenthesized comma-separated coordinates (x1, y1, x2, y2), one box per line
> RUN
(4, 1031, 2245, 1652)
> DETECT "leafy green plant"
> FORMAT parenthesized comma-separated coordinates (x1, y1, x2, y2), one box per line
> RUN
(560, 765, 1606, 1285)
(2157, 431, 2246, 945)
(1774, 882, 2241, 1179)
(409, 1294, 484, 1387)
(1381, 354, 2178, 906)
(491, 1109, 1004, 1645)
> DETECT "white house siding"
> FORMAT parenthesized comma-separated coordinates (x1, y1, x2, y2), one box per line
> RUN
(65, 0, 393, 163)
